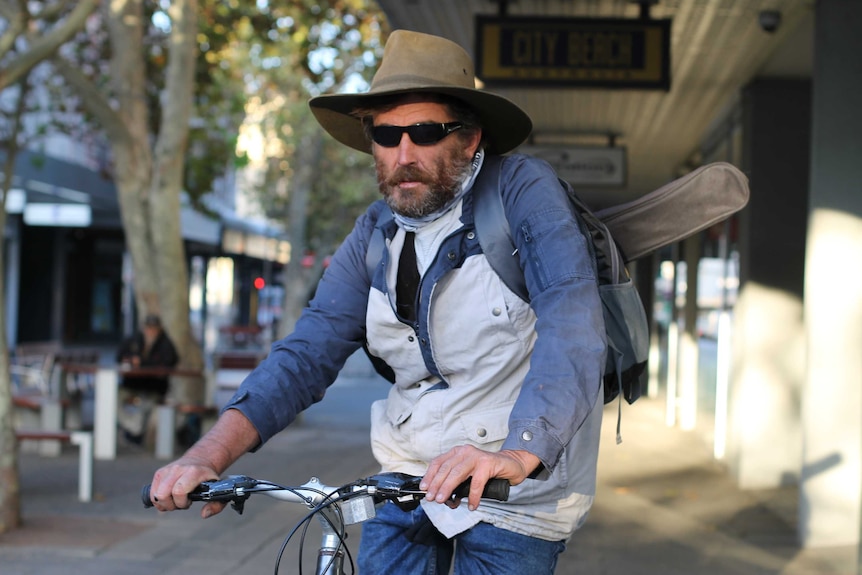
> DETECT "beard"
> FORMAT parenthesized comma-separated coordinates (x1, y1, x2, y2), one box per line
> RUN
(375, 146, 473, 219)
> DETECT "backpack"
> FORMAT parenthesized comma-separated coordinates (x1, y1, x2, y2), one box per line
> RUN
(366, 155, 750, 442)
(473, 155, 648, 405)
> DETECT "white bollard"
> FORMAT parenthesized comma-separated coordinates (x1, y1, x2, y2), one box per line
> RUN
(70, 431, 94, 502)
(155, 405, 176, 460)
(39, 399, 63, 457)
(94, 368, 118, 460)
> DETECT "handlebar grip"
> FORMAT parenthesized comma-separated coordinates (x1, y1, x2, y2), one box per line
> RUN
(452, 477, 510, 502)
(481, 478, 510, 501)
(141, 484, 153, 508)
(140, 483, 207, 508)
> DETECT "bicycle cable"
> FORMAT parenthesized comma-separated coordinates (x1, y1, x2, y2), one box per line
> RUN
(273, 485, 364, 575)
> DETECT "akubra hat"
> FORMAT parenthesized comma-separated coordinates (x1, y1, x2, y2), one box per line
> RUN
(308, 30, 533, 155)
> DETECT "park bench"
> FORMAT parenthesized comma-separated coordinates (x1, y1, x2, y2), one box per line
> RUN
(15, 429, 94, 503)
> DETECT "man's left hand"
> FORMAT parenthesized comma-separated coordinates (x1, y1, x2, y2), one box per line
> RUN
(420, 445, 540, 511)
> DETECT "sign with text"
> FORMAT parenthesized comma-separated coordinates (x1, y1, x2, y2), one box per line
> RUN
(476, 16, 671, 90)
(521, 145, 627, 187)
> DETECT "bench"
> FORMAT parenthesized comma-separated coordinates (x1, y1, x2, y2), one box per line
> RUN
(13, 394, 72, 454)
(15, 430, 94, 503)
(153, 404, 219, 460)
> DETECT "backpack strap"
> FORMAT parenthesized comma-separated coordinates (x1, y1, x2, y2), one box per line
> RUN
(472, 155, 530, 302)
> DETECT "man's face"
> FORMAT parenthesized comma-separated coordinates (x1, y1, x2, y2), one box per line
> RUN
(372, 101, 481, 219)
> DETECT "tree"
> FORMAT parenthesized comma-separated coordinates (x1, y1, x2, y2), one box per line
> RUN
(235, 1, 387, 335)
(0, 0, 100, 91)
(0, 74, 30, 533)
(50, 0, 204, 403)
(0, 0, 100, 534)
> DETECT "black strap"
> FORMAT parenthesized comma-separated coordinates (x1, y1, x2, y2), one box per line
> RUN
(395, 231, 420, 323)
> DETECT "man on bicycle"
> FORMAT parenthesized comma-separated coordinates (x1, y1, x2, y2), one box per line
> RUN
(149, 29, 606, 574)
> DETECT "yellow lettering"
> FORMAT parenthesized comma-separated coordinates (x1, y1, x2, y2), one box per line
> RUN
(568, 31, 634, 68)
(512, 32, 531, 65)
(512, 31, 560, 65)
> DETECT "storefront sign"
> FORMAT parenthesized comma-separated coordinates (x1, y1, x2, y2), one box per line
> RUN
(476, 16, 671, 90)
(24, 203, 92, 227)
(520, 145, 627, 187)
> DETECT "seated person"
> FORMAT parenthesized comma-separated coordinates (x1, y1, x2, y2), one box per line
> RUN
(116, 314, 179, 444)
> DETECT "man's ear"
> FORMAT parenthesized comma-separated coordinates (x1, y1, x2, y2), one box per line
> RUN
(466, 128, 483, 157)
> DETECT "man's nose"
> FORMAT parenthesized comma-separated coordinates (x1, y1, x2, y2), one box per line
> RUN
(396, 133, 418, 165)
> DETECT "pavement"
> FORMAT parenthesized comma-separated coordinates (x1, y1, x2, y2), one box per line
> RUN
(1, 363, 857, 575)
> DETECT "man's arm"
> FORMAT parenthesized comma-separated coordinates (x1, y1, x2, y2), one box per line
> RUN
(147, 409, 260, 518)
(498, 154, 605, 470)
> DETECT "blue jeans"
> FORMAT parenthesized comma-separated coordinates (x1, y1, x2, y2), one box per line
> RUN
(357, 503, 566, 575)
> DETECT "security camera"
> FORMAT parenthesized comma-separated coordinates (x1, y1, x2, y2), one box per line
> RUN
(758, 10, 782, 33)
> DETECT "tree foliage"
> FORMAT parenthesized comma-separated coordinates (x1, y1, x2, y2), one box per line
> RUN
(229, 1, 387, 333)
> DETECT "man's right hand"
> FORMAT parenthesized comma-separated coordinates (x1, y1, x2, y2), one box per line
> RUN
(148, 456, 224, 517)
(146, 409, 261, 518)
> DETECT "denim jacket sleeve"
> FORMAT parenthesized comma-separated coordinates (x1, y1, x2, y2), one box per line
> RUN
(222, 201, 389, 446)
(497, 155, 607, 472)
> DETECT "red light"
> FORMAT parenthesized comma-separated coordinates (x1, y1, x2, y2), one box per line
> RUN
(253, 277, 266, 290)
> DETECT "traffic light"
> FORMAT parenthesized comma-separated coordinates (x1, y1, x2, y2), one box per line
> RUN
(253, 276, 266, 290)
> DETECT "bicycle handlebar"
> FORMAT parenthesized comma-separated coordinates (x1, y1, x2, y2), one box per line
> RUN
(142, 472, 510, 574)
(142, 472, 509, 514)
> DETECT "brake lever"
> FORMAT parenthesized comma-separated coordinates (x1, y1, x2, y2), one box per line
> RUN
(194, 475, 258, 515)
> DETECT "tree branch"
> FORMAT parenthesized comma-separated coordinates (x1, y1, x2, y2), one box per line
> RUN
(51, 55, 129, 146)
(0, 2, 24, 62)
(0, 0, 100, 91)
(153, 0, 197, 179)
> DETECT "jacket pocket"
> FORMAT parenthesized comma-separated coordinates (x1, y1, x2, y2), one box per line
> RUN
(452, 404, 513, 449)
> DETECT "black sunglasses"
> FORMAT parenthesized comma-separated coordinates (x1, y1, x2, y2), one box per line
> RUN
(371, 122, 463, 147)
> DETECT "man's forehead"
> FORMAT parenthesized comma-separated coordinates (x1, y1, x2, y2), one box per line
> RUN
(374, 99, 450, 122)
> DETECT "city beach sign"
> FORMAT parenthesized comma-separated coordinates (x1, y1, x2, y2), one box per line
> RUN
(475, 16, 671, 90)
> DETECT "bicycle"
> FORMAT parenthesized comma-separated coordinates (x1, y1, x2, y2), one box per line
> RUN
(142, 471, 509, 575)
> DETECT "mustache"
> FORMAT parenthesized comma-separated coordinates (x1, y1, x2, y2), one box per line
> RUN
(382, 165, 433, 188)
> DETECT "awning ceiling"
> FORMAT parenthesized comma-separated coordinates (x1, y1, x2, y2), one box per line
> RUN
(374, 0, 814, 208)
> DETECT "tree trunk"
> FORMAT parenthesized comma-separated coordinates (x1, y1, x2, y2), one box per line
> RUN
(105, 0, 203, 402)
(149, 0, 202, 403)
(0, 76, 30, 533)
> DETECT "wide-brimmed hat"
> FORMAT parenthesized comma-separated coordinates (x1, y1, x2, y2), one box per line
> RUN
(308, 30, 532, 155)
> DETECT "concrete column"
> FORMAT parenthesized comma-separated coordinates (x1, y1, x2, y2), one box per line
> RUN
(155, 405, 176, 460)
(678, 234, 701, 431)
(729, 77, 810, 489)
(799, 0, 862, 550)
(94, 368, 117, 460)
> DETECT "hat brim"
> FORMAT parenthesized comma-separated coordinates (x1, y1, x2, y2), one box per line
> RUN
(309, 86, 532, 155)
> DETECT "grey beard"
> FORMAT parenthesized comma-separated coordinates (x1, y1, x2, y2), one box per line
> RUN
(378, 155, 473, 219)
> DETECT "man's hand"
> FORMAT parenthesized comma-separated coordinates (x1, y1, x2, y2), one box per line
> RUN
(149, 456, 224, 518)
(146, 409, 260, 519)
(419, 445, 540, 511)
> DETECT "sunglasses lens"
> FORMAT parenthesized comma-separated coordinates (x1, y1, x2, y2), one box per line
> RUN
(372, 126, 403, 147)
(408, 124, 446, 145)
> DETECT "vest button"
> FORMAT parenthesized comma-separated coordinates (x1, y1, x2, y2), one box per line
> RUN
(467, 231, 476, 240)
(447, 251, 456, 261)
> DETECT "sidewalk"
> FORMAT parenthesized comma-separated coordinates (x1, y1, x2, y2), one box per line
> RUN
(1, 374, 856, 574)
